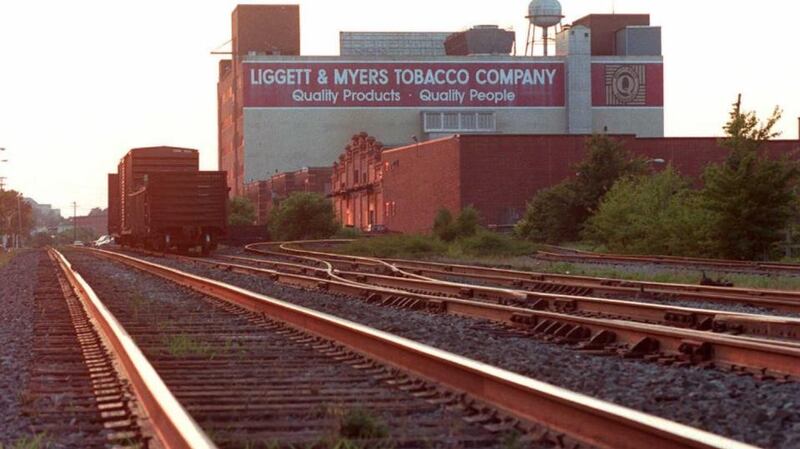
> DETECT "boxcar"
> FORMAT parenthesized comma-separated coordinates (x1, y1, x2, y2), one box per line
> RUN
(119, 147, 199, 236)
(108, 146, 229, 254)
(107, 173, 120, 236)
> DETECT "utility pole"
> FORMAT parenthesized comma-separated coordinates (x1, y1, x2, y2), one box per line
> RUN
(16, 193, 22, 248)
(72, 201, 77, 243)
(0, 177, 5, 191)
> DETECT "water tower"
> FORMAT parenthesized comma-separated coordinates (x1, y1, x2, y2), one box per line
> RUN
(525, 0, 563, 56)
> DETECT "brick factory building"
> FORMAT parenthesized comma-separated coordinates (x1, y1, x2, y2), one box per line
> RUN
(332, 134, 800, 233)
(218, 4, 664, 196)
(245, 167, 332, 225)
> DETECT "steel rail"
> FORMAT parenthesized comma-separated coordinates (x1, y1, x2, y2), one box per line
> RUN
(251, 241, 800, 312)
(81, 247, 757, 449)
(130, 249, 800, 379)
(221, 253, 800, 344)
(536, 248, 800, 274)
(239, 244, 800, 342)
(50, 248, 217, 449)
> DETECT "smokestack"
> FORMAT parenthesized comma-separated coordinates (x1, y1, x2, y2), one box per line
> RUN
(797, 117, 800, 141)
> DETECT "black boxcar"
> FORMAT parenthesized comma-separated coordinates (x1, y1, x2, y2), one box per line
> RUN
(127, 171, 228, 254)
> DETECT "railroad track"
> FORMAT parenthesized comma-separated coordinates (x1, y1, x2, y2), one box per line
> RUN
(263, 240, 800, 313)
(105, 244, 800, 382)
(21, 250, 149, 448)
(535, 245, 800, 276)
(63, 246, 759, 449)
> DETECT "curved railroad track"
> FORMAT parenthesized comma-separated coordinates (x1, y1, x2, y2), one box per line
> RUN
(535, 245, 800, 276)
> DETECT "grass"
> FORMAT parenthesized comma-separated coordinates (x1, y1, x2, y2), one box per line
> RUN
(335, 235, 800, 290)
(164, 334, 216, 359)
(535, 262, 800, 291)
(335, 232, 535, 260)
(0, 433, 49, 449)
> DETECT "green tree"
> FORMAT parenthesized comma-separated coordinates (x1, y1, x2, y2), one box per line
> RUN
(583, 166, 715, 256)
(701, 98, 798, 259)
(516, 135, 645, 243)
(228, 196, 257, 226)
(268, 192, 339, 241)
(0, 190, 33, 237)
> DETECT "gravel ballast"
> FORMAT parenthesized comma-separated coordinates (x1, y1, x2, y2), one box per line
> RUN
(65, 250, 551, 449)
(84, 250, 800, 449)
(0, 251, 38, 443)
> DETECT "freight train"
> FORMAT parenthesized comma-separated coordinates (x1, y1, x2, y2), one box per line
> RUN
(108, 147, 228, 255)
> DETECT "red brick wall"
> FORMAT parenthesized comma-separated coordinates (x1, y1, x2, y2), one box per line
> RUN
(217, 61, 237, 195)
(629, 138, 800, 180)
(75, 213, 108, 237)
(459, 135, 596, 226)
(380, 134, 800, 232)
(382, 137, 462, 233)
(572, 14, 650, 56)
(232, 5, 300, 58)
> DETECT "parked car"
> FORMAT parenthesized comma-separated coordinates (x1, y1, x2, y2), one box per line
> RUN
(365, 224, 389, 234)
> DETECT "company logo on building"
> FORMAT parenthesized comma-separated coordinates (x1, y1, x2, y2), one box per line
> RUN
(605, 65, 646, 106)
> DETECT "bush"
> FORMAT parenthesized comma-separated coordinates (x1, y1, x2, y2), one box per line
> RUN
(516, 135, 646, 244)
(268, 192, 339, 241)
(432, 208, 457, 242)
(455, 206, 480, 238)
(433, 206, 481, 242)
(515, 183, 579, 244)
(583, 166, 716, 256)
(228, 196, 256, 226)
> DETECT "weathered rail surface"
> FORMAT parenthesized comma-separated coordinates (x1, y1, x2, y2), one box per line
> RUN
(76, 246, 759, 449)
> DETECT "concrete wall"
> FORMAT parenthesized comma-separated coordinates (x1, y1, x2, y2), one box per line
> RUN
(593, 108, 664, 137)
(243, 107, 570, 184)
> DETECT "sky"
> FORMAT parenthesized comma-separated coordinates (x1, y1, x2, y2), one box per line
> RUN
(0, 0, 798, 216)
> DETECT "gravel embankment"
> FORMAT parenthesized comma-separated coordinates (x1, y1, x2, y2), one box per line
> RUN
(90, 249, 800, 449)
(0, 250, 39, 443)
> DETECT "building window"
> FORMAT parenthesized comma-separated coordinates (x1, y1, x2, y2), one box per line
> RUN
(422, 111, 497, 133)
